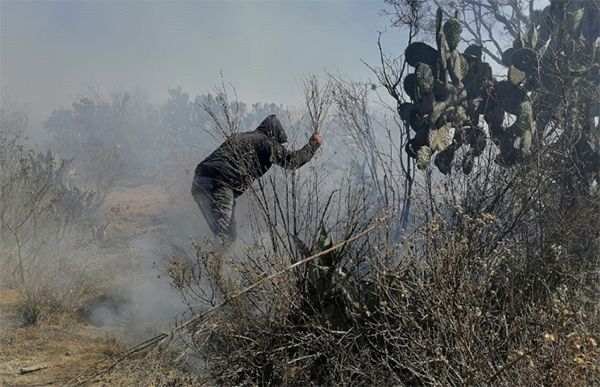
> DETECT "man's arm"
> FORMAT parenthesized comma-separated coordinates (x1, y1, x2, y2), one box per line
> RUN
(271, 132, 323, 170)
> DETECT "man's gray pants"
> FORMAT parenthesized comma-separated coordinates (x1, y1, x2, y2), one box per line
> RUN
(192, 176, 237, 241)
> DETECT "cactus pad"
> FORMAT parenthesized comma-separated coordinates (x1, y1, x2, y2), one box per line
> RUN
(398, 102, 416, 122)
(434, 145, 457, 175)
(508, 66, 526, 84)
(415, 63, 434, 95)
(443, 17, 462, 50)
(405, 42, 439, 67)
(403, 73, 419, 101)
(428, 123, 453, 152)
(416, 145, 433, 169)
(397, 4, 599, 175)
(464, 45, 483, 61)
(511, 48, 538, 73)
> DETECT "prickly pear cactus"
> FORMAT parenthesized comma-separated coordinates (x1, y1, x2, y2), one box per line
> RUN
(415, 63, 434, 95)
(399, 2, 600, 176)
(405, 42, 439, 67)
(443, 16, 462, 51)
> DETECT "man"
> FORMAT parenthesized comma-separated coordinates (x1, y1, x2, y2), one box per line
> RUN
(192, 114, 323, 241)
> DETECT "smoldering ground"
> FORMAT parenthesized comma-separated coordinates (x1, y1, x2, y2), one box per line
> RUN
(77, 172, 258, 342)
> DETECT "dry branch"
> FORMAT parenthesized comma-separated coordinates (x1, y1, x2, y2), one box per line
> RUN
(303, 75, 333, 133)
(18, 364, 48, 374)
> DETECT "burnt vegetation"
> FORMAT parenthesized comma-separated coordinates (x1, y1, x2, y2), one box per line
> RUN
(1, 0, 599, 385)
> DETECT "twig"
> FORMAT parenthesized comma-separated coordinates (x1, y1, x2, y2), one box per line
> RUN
(19, 364, 48, 374)
(487, 345, 539, 383)
(303, 75, 333, 134)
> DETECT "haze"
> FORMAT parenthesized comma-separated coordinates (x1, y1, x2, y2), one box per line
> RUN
(1, 0, 401, 127)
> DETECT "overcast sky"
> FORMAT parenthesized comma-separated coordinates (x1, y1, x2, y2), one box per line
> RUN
(1, 0, 406, 126)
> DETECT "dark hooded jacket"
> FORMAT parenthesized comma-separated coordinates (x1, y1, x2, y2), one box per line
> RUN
(195, 115, 320, 197)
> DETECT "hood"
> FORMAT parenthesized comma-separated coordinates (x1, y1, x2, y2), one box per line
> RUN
(256, 114, 288, 144)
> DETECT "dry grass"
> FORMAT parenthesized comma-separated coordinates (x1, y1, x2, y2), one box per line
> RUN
(0, 183, 199, 386)
(105, 184, 173, 238)
(0, 287, 198, 387)
(0, 286, 118, 386)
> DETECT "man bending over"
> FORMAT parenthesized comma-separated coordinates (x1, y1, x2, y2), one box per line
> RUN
(192, 114, 323, 241)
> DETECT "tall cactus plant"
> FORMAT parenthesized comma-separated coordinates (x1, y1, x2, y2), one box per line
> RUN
(400, 2, 600, 177)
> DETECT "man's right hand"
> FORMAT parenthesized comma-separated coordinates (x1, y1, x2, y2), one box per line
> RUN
(311, 132, 323, 146)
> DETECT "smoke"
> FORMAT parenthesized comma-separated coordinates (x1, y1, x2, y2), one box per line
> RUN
(80, 184, 207, 338)
(83, 233, 188, 340)
(1, 83, 358, 338)
(78, 164, 258, 340)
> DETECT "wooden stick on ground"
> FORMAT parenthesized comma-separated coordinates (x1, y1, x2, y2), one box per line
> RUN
(18, 364, 48, 375)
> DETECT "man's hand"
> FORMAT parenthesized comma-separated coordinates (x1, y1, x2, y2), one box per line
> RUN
(311, 132, 323, 146)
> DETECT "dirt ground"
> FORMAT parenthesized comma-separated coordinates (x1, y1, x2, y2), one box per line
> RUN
(0, 184, 200, 386)
(0, 286, 121, 386)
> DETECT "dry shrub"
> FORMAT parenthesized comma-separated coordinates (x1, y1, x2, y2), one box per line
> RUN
(164, 71, 598, 385)
(0, 110, 111, 324)
(168, 202, 598, 385)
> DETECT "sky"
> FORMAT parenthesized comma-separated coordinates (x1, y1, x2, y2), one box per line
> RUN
(0, 0, 406, 127)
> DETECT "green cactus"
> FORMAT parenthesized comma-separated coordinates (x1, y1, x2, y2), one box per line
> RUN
(443, 17, 462, 50)
(292, 227, 356, 328)
(398, 102, 415, 122)
(502, 47, 516, 66)
(494, 80, 527, 114)
(417, 145, 433, 169)
(453, 105, 469, 123)
(447, 51, 464, 85)
(409, 113, 429, 133)
(433, 80, 450, 100)
(509, 101, 534, 140)
(317, 224, 337, 267)
(508, 66, 526, 84)
(415, 63, 434, 95)
(403, 73, 419, 101)
(434, 143, 457, 175)
(405, 42, 439, 67)
(430, 101, 452, 127)
(464, 45, 483, 60)
(416, 93, 435, 116)
(530, 26, 539, 49)
(401, 3, 598, 175)
(510, 48, 538, 73)
(521, 129, 532, 156)
(435, 7, 444, 36)
(428, 123, 453, 152)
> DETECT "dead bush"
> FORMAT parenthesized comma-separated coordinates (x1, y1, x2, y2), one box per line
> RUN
(0, 110, 111, 324)
(163, 68, 599, 385)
